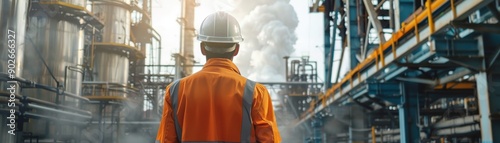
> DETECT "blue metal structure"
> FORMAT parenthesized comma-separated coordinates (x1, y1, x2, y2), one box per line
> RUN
(347, 0, 360, 69)
(301, 0, 500, 142)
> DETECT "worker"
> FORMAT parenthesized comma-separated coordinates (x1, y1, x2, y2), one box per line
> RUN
(156, 11, 281, 143)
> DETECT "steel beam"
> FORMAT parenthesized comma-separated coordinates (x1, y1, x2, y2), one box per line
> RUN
(488, 46, 500, 69)
(363, 0, 386, 43)
(347, 0, 361, 69)
(399, 82, 420, 143)
(451, 22, 500, 33)
(326, 0, 341, 89)
(476, 72, 500, 142)
(432, 37, 479, 57)
(324, 0, 332, 89)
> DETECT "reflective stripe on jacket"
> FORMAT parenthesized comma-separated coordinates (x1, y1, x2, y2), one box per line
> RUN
(156, 58, 281, 143)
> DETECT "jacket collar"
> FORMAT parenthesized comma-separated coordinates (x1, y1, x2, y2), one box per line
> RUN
(202, 58, 241, 74)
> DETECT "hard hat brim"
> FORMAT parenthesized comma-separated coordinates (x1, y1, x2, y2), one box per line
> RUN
(197, 35, 244, 43)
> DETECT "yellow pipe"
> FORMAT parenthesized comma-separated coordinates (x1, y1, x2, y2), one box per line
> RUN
(379, 45, 385, 66)
(451, 0, 457, 18)
(391, 36, 396, 59)
(426, 0, 436, 33)
(371, 126, 376, 143)
(414, 14, 420, 42)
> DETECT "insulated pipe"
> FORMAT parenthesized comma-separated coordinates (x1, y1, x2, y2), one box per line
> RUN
(435, 124, 481, 136)
(25, 97, 91, 116)
(24, 112, 87, 125)
(433, 115, 480, 129)
(28, 103, 92, 120)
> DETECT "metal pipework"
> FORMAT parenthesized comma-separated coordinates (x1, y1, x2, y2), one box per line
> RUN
(284, 56, 290, 81)
(0, 73, 90, 102)
(28, 103, 92, 120)
(0, 91, 91, 116)
(433, 115, 480, 129)
(435, 124, 481, 136)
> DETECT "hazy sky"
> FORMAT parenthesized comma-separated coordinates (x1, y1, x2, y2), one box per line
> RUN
(150, 0, 347, 83)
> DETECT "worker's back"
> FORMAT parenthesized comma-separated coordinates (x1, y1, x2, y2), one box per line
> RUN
(176, 58, 254, 142)
(157, 11, 281, 143)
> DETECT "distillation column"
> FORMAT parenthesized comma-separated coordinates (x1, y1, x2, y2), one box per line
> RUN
(180, 0, 196, 75)
(0, 0, 29, 142)
(85, 0, 140, 142)
(22, 0, 86, 139)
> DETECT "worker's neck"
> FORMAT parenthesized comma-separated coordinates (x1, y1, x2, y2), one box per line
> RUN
(206, 57, 233, 61)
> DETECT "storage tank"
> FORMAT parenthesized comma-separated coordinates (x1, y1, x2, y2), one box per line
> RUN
(21, 0, 86, 138)
(91, 0, 132, 89)
(0, 1, 29, 142)
(83, 0, 134, 142)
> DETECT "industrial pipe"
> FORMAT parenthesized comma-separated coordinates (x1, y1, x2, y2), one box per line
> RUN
(24, 112, 87, 125)
(284, 56, 290, 81)
(26, 97, 91, 116)
(28, 103, 92, 120)
(435, 124, 480, 136)
(0, 73, 90, 102)
(433, 115, 480, 129)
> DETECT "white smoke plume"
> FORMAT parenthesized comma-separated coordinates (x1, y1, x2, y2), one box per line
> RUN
(230, 0, 299, 82)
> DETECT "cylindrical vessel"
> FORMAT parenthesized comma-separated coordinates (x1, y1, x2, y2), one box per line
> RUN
(92, 0, 131, 45)
(92, 50, 130, 93)
(22, 0, 85, 137)
(89, 0, 132, 96)
(0, 0, 29, 142)
(84, 1, 133, 142)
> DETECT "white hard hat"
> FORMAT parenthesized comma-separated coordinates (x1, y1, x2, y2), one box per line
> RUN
(197, 11, 244, 43)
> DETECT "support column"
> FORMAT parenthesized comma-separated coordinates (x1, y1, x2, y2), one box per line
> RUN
(399, 82, 420, 143)
(347, 0, 361, 69)
(311, 118, 323, 143)
(324, 0, 332, 89)
(394, 0, 414, 30)
(351, 105, 367, 143)
(326, 0, 341, 89)
(475, 71, 500, 143)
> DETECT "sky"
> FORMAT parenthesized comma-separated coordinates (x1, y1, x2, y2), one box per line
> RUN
(149, 0, 340, 83)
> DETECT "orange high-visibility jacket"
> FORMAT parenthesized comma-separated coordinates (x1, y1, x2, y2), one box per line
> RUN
(156, 58, 281, 143)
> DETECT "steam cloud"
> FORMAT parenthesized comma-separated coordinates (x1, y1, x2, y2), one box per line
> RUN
(231, 0, 299, 82)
